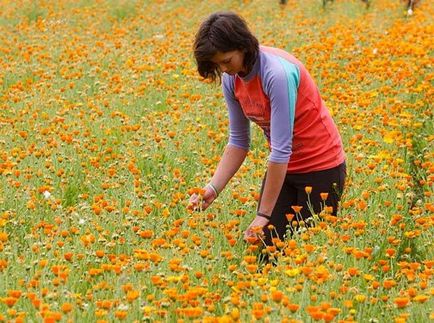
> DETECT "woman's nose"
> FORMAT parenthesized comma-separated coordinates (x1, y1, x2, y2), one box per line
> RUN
(220, 64, 229, 73)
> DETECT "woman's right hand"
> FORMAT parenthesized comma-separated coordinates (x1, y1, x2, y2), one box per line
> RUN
(188, 185, 217, 211)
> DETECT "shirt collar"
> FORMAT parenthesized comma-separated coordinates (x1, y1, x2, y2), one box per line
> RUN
(237, 51, 261, 82)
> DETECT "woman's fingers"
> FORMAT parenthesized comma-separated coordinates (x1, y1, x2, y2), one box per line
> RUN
(188, 186, 217, 211)
(189, 193, 199, 204)
(243, 228, 260, 244)
(188, 193, 210, 211)
(243, 217, 269, 244)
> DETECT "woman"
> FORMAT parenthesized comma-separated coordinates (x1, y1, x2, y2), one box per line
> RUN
(189, 11, 346, 248)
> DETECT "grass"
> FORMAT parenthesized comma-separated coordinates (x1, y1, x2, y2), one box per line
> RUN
(0, 0, 432, 322)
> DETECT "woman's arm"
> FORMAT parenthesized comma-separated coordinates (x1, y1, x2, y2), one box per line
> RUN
(215, 74, 251, 192)
(259, 58, 301, 215)
(243, 161, 287, 242)
(189, 145, 247, 211)
(257, 161, 287, 216)
(189, 75, 250, 211)
(210, 144, 248, 193)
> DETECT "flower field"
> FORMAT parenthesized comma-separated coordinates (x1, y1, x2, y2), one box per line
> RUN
(0, 0, 433, 322)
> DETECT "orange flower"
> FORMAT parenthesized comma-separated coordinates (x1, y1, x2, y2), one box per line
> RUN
(348, 267, 360, 277)
(246, 264, 258, 273)
(413, 295, 429, 303)
(320, 193, 328, 201)
(3, 297, 17, 307)
(139, 230, 153, 239)
(126, 290, 140, 302)
(8, 290, 21, 298)
(327, 307, 341, 316)
(252, 308, 265, 320)
(383, 279, 397, 289)
(271, 290, 284, 303)
(61, 303, 73, 313)
(134, 263, 148, 272)
(385, 248, 396, 257)
(64, 252, 73, 262)
(390, 214, 403, 225)
(309, 310, 324, 321)
(243, 255, 257, 264)
(394, 297, 410, 308)
(114, 310, 128, 320)
(356, 199, 367, 210)
(0, 232, 8, 242)
(177, 307, 203, 318)
(291, 205, 303, 213)
(305, 186, 312, 194)
(97, 300, 113, 309)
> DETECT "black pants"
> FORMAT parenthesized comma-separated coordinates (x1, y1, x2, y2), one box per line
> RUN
(258, 162, 346, 246)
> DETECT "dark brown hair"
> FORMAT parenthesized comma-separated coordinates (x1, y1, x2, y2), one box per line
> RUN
(193, 11, 259, 81)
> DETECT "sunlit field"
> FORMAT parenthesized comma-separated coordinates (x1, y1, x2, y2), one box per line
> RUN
(0, 0, 433, 322)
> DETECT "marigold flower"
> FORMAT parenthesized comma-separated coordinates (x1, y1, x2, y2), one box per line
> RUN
(383, 279, 397, 289)
(139, 230, 153, 239)
(114, 310, 128, 320)
(243, 255, 257, 264)
(64, 252, 73, 261)
(355, 294, 366, 302)
(3, 297, 18, 307)
(0, 232, 8, 242)
(394, 297, 410, 308)
(250, 308, 264, 320)
(287, 303, 299, 312)
(61, 303, 73, 313)
(309, 310, 324, 321)
(385, 248, 396, 257)
(246, 264, 258, 273)
(271, 290, 284, 302)
(291, 205, 303, 213)
(347, 267, 359, 276)
(126, 290, 139, 302)
(413, 295, 429, 303)
(8, 290, 21, 298)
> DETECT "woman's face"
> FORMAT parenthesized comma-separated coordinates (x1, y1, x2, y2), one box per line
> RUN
(211, 50, 245, 76)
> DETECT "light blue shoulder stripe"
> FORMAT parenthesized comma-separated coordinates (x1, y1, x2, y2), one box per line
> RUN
(277, 57, 300, 131)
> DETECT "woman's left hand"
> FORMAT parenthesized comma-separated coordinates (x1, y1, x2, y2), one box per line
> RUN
(243, 216, 270, 244)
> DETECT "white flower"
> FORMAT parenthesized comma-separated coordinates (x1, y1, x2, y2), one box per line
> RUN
(43, 191, 51, 199)
(407, 8, 413, 16)
(372, 48, 378, 55)
(79, 218, 86, 225)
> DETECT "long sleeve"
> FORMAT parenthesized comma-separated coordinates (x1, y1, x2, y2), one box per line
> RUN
(263, 58, 300, 164)
(222, 74, 250, 151)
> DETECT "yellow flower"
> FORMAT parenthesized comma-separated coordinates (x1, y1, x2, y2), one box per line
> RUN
(355, 294, 366, 303)
(285, 268, 300, 277)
